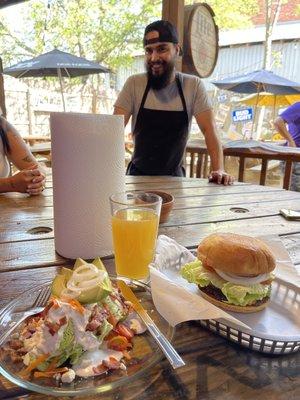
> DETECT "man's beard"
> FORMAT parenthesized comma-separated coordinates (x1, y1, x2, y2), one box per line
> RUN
(146, 60, 175, 90)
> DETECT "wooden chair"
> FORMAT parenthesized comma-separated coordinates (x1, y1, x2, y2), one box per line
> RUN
(30, 142, 52, 167)
(185, 143, 300, 190)
(185, 147, 209, 178)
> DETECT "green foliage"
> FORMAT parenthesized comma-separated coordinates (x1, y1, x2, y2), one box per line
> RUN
(186, 0, 259, 30)
(0, 0, 160, 96)
(17, 0, 160, 69)
(0, 0, 260, 98)
(0, 0, 261, 69)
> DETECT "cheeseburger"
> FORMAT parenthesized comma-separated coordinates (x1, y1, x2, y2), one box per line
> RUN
(181, 233, 276, 313)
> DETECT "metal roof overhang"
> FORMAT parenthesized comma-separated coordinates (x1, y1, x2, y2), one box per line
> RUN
(0, 0, 28, 9)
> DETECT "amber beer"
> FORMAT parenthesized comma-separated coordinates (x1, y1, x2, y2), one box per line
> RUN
(110, 193, 162, 280)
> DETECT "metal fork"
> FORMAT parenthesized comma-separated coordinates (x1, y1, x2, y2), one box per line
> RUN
(0, 286, 51, 345)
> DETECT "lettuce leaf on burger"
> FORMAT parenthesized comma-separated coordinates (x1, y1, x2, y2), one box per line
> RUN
(180, 233, 276, 313)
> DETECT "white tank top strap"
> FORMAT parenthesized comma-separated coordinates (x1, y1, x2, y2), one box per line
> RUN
(0, 139, 10, 178)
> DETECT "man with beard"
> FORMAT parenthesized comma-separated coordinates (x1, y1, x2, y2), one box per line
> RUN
(114, 20, 233, 184)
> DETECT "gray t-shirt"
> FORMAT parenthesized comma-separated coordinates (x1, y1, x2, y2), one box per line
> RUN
(114, 72, 212, 132)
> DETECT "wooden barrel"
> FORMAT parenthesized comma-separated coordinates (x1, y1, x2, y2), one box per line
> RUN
(182, 3, 219, 78)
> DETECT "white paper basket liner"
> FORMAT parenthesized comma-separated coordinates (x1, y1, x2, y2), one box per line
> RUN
(150, 235, 300, 340)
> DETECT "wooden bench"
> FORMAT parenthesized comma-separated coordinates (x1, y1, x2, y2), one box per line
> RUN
(22, 135, 51, 146)
(30, 142, 52, 167)
(185, 142, 300, 190)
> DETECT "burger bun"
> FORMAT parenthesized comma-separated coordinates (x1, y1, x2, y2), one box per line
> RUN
(197, 233, 276, 277)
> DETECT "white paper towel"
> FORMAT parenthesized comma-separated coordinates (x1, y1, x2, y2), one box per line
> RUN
(50, 112, 125, 259)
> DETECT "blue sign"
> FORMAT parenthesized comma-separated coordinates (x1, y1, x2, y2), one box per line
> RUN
(232, 108, 253, 123)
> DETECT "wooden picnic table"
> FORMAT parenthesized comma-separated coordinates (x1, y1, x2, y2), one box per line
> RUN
(29, 141, 52, 155)
(0, 175, 300, 399)
(186, 140, 300, 190)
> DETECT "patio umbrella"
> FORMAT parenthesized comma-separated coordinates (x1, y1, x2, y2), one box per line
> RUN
(235, 92, 300, 123)
(236, 92, 300, 108)
(3, 49, 110, 111)
(212, 69, 300, 95)
(212, 69, 300, 138)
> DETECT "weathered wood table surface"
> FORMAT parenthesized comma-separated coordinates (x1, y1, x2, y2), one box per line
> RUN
(0, 175, 300, 399)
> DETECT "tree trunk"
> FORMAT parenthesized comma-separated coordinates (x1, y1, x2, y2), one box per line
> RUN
(0, 58, 7, 117)
(263, 0, 282, 69)
(257, 0, 282, 139)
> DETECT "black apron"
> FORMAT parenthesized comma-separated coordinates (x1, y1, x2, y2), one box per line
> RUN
(126, 74, 189, 176)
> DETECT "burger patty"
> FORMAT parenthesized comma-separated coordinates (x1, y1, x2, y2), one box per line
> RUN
(199, 284, 270, 306)
(200, 284, 227, 301)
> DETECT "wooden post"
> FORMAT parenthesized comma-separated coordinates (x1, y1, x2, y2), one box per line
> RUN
(283, 160, 293, 190)
(162, 0, 184, 71)
(26, 89, 33, 135)
(238, 156, 246, 182)
(0, 57, 7, 117)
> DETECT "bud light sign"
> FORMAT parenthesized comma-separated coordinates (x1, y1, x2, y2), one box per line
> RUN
(232, 108, 253, 123)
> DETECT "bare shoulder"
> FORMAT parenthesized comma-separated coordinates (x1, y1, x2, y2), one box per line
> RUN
(1, 118, 20, 139)
(1, 117, 14, 135)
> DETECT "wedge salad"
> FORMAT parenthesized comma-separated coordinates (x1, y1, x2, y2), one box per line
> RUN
(1, 258, 145, 383)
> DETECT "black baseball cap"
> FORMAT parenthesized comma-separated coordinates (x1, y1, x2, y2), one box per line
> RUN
(143, 20, 179, 47)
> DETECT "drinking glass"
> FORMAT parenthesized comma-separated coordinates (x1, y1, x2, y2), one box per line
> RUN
(110, 192, 162, 280)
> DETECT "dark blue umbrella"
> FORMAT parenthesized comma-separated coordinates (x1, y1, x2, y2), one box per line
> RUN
(4, 49, 110, 110)
(212, 69, 300, 95)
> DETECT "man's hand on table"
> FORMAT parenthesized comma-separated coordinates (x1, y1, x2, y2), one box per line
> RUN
(208, 170, 234, 185)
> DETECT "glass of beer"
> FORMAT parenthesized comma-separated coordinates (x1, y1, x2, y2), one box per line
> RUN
(110, 192, 162, 280)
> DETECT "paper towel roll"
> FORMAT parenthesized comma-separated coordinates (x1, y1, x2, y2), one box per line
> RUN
(50, 112, 125, 259)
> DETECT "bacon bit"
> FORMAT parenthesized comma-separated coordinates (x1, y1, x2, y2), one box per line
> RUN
(24, 319, 40, 334)
(10, 352, 24, 363)
(33, 367, 69, 379)
(44, 315, 67, 336)
(40, 300, 55, 318)
(122, 350, 131, 360)
(44, 321, 61, 336)
(92, 363, 108, 376)
(86, 305, 108, 332)
(103, 357, 121, 370)
(59, 316, 67, 326)
(8, 339, 23, 350)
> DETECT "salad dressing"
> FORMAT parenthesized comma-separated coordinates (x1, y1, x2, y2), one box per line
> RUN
(73, 349, 123, 378)
(2, 258, 146, 383)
